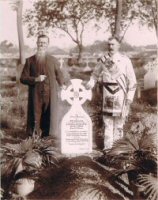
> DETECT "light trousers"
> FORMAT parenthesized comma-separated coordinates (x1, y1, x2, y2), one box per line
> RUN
(103, 115, 124, 150)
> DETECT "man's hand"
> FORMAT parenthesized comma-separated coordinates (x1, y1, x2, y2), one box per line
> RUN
(35, 75, 47, 82)
(125, 99, 132, 106)
(122, 99, 132, 121)
(85, 78, 95, 90)
(61, 85, 67, 90)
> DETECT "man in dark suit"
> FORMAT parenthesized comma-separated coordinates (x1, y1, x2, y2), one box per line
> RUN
(20, 34, 66, 137)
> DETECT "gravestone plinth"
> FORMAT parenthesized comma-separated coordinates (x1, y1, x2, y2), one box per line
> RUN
(61, 79, 92, 155)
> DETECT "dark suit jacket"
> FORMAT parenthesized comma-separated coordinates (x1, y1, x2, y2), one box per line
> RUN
(20, 54, 65, 136)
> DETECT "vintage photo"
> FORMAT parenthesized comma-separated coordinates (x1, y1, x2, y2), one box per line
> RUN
(0, 0, 157, 199)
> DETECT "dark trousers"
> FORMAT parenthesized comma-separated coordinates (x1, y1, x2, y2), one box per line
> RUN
(34, 87, 50, 137)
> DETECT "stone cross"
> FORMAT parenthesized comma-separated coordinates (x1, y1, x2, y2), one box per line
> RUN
(61, 79, 92, 155)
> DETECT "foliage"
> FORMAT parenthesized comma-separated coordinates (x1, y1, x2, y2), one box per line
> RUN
(97, 121, 157, 199)
(0, 187, 4, 199)
(124, 0, 157, 34)
(137, 174, 158, 200)
(128, 111, 157, 137)
(23, 0, 103, 59)
(95, 0, 157, 39)
(1, 50, 157, 199)
(1, 136, 60, 173)
(135, 0, 157, 33)
(0, 40, 16, 53)
(0, 91, 27, 131)
(23, 0, 157, 60)
(110, 134, 156, 170)
(69, 183, 124, 200)
(1, 136, 62, 199)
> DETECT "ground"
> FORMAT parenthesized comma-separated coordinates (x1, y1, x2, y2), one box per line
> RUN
(0, 64, 157, 200)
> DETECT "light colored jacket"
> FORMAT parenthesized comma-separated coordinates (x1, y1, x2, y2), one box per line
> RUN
(91, 52, 137, 115)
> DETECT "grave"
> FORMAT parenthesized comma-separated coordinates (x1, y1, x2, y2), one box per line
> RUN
(61, 79, 92, 155)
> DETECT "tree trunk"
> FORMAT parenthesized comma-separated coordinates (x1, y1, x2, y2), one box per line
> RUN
(156, 0, 158, 48)
(77, 43, 83, 63)
(114, 0, 123, 37)
(16, 0, 25, 66)
(16, 0, 25, 104)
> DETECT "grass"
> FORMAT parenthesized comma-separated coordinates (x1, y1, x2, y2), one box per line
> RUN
(1, 63, 157, 143)
(0, 62, 157, 200)
(0, 81, 27, 136)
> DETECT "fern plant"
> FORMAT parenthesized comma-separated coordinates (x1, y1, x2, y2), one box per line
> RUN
(1, 136, 61, 199)
(1, 136, 60, 168)
(137, 174, 158, 200)
(106, 132, 156, 171)
(97, 128, 157, 199)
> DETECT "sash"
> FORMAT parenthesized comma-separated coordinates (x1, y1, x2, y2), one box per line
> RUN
(116, 74, 127, 94)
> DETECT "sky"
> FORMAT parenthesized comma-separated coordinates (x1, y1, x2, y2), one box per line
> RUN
(0, 0, 157, 49)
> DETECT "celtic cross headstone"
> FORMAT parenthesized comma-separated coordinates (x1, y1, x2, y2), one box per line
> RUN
(61, 79, 92, 155)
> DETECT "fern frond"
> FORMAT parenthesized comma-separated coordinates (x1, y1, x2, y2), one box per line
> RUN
(23, 151, 42, 169)
(1, 157, 21, 177)
(108, 134, 139, 156)
(42, 154, 58, 167)
(2, 143, 21, 153)
(137, 174, 158, 200)
(139, 133, 157, 151)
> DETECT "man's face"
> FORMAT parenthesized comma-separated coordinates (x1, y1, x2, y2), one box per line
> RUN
(108, 38, 120, 54)
(37, 37, 49, 53)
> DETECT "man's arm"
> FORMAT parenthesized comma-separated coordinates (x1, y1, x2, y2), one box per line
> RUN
(122, 57, 137, 120)
(20, 58, 36, 85)
(86, 62, 103, 89)
(20, 58, 47, 85)
(54, 57, 67, 87)
(126, 58, 137, 103)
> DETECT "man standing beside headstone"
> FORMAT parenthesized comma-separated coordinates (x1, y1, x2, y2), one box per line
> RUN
(20, 34, 66, 138)
(86, 36, 137, 151)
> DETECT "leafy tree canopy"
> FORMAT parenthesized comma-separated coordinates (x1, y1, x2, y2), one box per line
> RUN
(24, 0, 105, 58)
(23, 0, 157, 57)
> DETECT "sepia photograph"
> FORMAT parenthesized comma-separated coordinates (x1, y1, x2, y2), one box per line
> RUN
(0, 0, 157, 199)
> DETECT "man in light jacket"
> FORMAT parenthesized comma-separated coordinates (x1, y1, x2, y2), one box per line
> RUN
(87, 36, 137, 150)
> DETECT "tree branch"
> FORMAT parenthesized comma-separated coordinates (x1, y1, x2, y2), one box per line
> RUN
(120, 19, 133, 43)
(56, 25, 78, 44)
(151, 1, 157, 37)
(80, 21, 84, 45)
